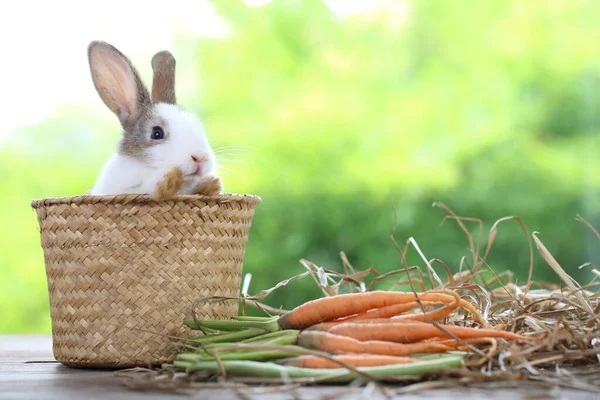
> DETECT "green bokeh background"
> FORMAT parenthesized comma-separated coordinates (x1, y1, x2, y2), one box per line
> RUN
(2, 0, 600, 333)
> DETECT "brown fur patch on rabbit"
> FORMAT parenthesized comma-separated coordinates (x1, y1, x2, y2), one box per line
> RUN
(151, 168, 223, 200)
(195, 176, 223, 196)
(151, 167, 184, 201)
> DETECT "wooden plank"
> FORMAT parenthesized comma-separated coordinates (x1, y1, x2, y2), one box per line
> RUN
(0, 335, 596, 400)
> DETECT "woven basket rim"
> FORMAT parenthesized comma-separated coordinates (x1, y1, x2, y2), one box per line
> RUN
(31, 192, 262, 208)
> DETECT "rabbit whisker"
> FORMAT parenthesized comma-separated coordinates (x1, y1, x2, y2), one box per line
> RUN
(217, 155, 273, 164)
(213, 149, 253, 155)
(217, 156, 273, 165)
(216, 165, 242, 177)
(209, 130, 260, 147)
(213, 147, 255, 154)
(215, 159, 252, 164)
(214, 145, 256, 149)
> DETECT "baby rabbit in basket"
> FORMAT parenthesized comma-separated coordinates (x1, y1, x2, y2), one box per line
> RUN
(86, 40, 222, 200)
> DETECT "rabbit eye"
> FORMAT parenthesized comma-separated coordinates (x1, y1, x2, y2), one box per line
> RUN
(151, 126, 164, 140)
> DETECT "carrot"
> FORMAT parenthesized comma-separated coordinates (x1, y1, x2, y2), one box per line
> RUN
(389, 294, 488, 328)
(277, 289, 465, 330)
(454, 299, 489, 327)
(278, 354, 418, 369)
(391, 289, 460, 323)
(330, 301, 442, 323)
(326, 321, 536, 343)
(306, 317, 458, 332)
(418, 336, 497, 347)
(296, 330, 456, 356)
(306, 318, 425, 332)
(331, 291, 489, 327)
(437, 337, 498, 351)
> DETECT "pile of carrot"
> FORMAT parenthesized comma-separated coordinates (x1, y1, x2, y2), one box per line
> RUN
(178, 289, 539, 373)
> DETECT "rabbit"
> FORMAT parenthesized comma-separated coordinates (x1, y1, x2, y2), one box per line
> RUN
(85, 40, 222, 197)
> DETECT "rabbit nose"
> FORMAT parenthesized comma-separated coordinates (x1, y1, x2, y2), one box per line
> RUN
(191, 155, 203, 163)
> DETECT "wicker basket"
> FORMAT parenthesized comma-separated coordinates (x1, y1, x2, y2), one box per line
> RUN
(31, 193, 261, 369)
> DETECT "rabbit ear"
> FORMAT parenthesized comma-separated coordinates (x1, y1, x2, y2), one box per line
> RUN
(151, 51, 177, 104)
(87, 41, 151, 129)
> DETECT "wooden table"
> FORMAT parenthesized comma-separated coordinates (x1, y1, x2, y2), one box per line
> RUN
(1, 335, 597, 399)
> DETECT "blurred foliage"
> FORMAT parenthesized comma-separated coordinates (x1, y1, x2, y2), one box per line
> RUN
(2, 0, 600, 333)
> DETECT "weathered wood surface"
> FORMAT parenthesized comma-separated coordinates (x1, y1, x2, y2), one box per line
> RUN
(0, 335, 597, 400)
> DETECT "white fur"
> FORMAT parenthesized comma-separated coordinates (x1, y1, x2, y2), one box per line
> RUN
(89, 103, 217, 195)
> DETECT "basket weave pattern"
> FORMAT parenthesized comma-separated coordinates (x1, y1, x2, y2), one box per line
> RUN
(31, 193, 261, 368)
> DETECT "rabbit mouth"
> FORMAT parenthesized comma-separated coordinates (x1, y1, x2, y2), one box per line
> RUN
(184, 155, 208, 177)
(184, 164, 203, 177)
(191, 164, 203, 175)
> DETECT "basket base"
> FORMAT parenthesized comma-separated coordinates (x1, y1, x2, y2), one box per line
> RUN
(50, 334, 190, 369)
(47, 303, 239, 370)
(56, 359, 171, 370)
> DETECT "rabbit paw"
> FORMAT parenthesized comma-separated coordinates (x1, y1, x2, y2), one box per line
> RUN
(152, 167, 184, 201)
(194, 175, 223, 196)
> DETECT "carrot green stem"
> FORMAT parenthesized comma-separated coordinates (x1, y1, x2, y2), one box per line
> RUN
(253, 334, 298, 346)
(183, 318, 281, 332)
(173, 360, 190, 369)
(241, 329, 299, 343)
(178, 347, 303, 362)
(231, 316, 275, 322)
(191, 328, 266, 344)
(178, 353, 465, 382)
(184, 319, 227, 331)
(200, 342, 243, 350)
(196, 326, 221, 334)
(199, 334, 297, 351)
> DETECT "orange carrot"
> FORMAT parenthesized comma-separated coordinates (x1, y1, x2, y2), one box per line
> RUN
(305, 318, 389, 332)
(332, 292, 488, 327)
(455, 299, 489, 327)
(390, 297, 489, 327)
(296, 330, 456, 356)
(278, 354, 418, 369)
(435, 337, 498, 350)
(391, 289, 460, 323)
(306, 317, 449, 332)
(326, 321, 535, 343)
(277, 290, 464, 330)
(330, 301, 442, 323)
(306, 317, 461, 332)
(420, 336, 497, 347)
